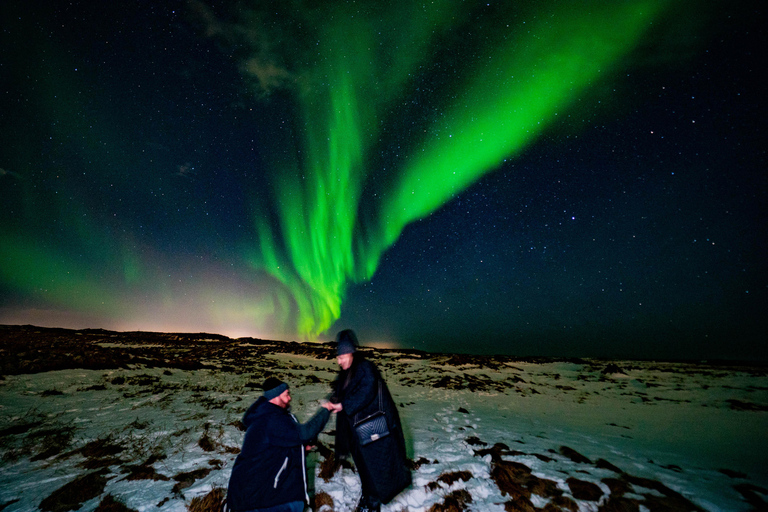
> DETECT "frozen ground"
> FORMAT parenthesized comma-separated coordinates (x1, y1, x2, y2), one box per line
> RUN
(0, 327, 766, 511)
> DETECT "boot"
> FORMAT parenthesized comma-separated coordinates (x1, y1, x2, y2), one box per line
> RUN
(367, 497, 381, 512)
(354, 496, 381, 512)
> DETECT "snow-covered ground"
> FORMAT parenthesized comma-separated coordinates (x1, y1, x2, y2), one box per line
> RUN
(1, 336, 766, 511)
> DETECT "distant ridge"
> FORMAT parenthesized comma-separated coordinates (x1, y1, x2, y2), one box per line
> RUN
(1, 325, 764, 376)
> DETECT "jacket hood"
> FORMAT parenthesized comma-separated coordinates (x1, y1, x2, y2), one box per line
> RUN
(242, 395, 279, 428)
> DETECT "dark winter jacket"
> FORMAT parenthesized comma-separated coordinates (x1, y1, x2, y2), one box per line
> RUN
(227, 396, 330, 511)
(333, 354, 411, 503)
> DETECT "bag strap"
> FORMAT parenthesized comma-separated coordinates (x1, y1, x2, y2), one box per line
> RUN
(353, 378, 384, 424)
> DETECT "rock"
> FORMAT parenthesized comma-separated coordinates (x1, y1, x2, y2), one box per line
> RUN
(566, 477, 604, 501)
(559, 446, 592, 464)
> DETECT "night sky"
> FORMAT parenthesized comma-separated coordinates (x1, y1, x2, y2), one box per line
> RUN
(1, 0, 765, 360)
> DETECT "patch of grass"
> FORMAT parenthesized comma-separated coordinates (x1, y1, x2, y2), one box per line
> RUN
(198, 424, 216, 452)
(428, 489, 472, 512)
(0, 412, 51, 462)
(0, 422, 36, 438)
(0, 499, 21, 511)
(191, 395, 228, 410)
(188, 487, 226, 512)
(198, 434, 215, 452)
(426, 470, 473, 491)
(726, 399, 768, 411)
(318, 452, 340, 482)
(79, 437, 125, 459)
(39, 470, 109, 512)
(69, 436, 126, 469)
(94, 495, 138, 512)
(79, 384, 108, 392)
(172, 468, 212, 495)
(125, 374, 160, 386)
(124, 454, 170, 481)
(126, 418, 150, 430)
(408, 456, 437, 470)
(314, 492, 334, 511)
(197, 422, 231, 453)
(30, 427, 77, 461)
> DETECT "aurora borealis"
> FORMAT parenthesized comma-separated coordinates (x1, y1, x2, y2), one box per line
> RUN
(1, 0, 765, 359)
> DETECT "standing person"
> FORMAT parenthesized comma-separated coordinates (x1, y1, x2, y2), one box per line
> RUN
(227, 377, 337, 512)
(331, 329, 411, 512)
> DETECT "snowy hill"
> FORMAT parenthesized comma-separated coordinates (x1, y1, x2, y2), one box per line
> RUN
(0, 325, 766, 511)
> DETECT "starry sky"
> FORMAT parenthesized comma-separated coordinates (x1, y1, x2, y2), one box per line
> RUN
(1, 0, 765, 360)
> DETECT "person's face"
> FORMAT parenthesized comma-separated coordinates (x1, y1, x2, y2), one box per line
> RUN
(337, 353, 353, 370)
(274, 389, 291, 408)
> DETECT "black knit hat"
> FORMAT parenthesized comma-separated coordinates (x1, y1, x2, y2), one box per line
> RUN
(262, 377, 288, 400)
(336, 329, 358, 356)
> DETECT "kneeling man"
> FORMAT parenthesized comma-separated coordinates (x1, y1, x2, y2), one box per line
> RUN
(227, 377, 339, 512)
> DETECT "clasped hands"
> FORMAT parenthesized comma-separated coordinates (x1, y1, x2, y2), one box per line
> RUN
(321, 401, 343, 413)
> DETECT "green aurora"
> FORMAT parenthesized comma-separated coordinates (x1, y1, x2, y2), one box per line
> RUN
(241, 0, 679, 338)
(0, 0, 719, 341)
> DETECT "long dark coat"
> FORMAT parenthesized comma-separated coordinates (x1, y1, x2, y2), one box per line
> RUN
(333, 354, 411, 503)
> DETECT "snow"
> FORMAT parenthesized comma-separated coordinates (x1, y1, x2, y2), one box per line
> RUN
(1, 344, 766, 512)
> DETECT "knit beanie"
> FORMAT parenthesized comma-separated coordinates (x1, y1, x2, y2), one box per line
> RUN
(262, 377, 288, 400)
(336, 329, 358, 356)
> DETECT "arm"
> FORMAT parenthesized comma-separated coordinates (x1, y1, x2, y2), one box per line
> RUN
(297, 407, 331, 444)
(268, 407, 330, 447)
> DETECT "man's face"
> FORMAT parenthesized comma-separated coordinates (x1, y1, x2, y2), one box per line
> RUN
(274, 389, 292, 409)
(337, 353, 353, 370)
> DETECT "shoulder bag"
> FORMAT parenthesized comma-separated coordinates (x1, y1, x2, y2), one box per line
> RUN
(353, 380, 390, 445)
